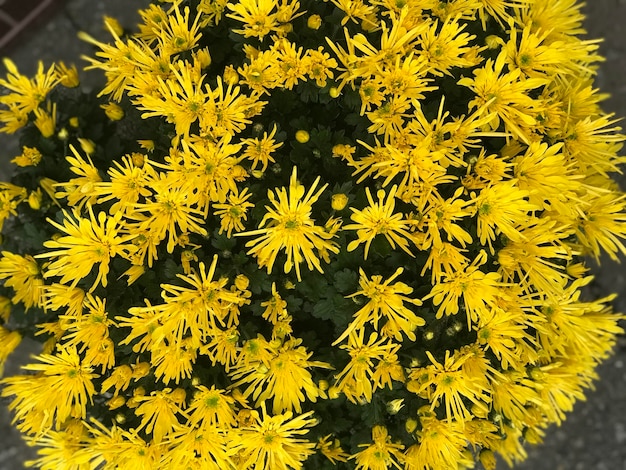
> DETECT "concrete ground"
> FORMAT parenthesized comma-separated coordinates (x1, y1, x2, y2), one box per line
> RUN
(0, 1, 625, 469)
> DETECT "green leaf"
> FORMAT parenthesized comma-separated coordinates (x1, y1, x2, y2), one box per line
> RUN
(333, 268, 358, 294)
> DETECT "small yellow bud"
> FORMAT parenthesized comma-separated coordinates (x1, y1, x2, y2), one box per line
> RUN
(471, 401, 490, 418)
(42, 337, 56, 355)
(101, 102, 124, 121)
(56, 62, 80, 88)
(318, 380, 329, 391)
(405, 418, 418, 434)
(11, 146, 42, 167)
(329, 87, 340, 98)
(234, 274, 250, 290)
(0, 328, 21, 362)
(277, 23, 293, 34)
(34, 107, 56, 138)
(524, 427, 543, 444)
(237, 409, 255, 427)
(137, 140, 154, 152)
(171, 388, 186, 404)
(57, 128, 68, 140)
(195, 47, 212, 68)
(386, 399, 405, 415)
(78, 138, 96, 155)
(69, 117, 79, 128)
(328, 386, 341, 399)
(104, 15, 124, 37)
(284, 279, 296, 290)
(130, 152, 146, 167)
(131, 362, 151, 379)
(0, 296, 11, 322)
(114, 413, 126, 424)
(107, 395, 126, 410)
(224, 65, 239, 85)
(485, 35, 502, 49)
(406, 380, 420, 394)
(307, 14, 322, 30)
(479, 449, 497, 470)
(295, 130, 310, 143)
(331, 193, 348, 211)
(28, 189, 42, 210)
(566, 262, 588, 278)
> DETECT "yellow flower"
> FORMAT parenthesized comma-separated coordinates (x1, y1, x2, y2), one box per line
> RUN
(36, 207, 137, 291)
(1, 345, 97, 428)
(240, 124, 282, 171)
(473, 180, 538, 251)
(316, 434, 349, 464)
(307, 14, 322, 30)
(240, 167, 339, 281)
(424, 250, 502, 329)
(11, 146, 42, 167)
(304, 46, 338, 86)
(41, 283, 85, 316)
(0, 58, 59, 114)
(33, 103, 57, 138)
(232, 403, 317, 470)
(0, 252, 43, 309)
(187, 385, 238, 429)
(230, 337, 331, 413)
(134, 388, 186, 443)
(0, 326, 21, 376)
(53, 146, 102, 209)
(331, 193, 349, 211)
(213, 187, 255, 237)
(335, 267, 424, 344)
(55, 61, 80, 88)
(136, 60, 208, 137)
(101, 364, 133, 396)
(227, 0, 282, 40)
(458, 51, 547, 143)
(130, 177, 208, 253)
(333, 330, 400, 403)
(411, 350, 491, 424)
(96, 154, 155, 215)
(101, 101, 125, 120)
(352, 425, 404, 470)
(158, 255, 246, 332)
(345, 185, 414, 259)
(404, 412, 469, 470)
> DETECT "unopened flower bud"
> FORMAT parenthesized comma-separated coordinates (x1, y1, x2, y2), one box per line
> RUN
(479, 449, 497, 470)
(28, 189, 42, 210)
(405, 418, 418, 434)
(331, 193, 348, 211)
(234, 274, 250, 290)
(107, 395, 126, 410)
(101, 102, 124, 121)
(307, 15, 322, 30)
(104, 15, 124, 37)
(295, 130, 310, 143)
(78, 138, 96, 155)
(223, 65, 239, 85)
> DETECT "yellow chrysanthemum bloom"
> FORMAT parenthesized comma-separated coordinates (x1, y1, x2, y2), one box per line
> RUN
(241, 167, 339, 280)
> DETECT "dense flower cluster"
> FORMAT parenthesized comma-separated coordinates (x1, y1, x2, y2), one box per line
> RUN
(0, 0, 625, 469)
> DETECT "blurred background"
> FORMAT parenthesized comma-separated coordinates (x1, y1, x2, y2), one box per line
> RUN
(0, 1, 624, 469)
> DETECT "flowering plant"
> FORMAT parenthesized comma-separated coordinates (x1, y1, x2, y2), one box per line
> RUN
(0, 0, 625, 468)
